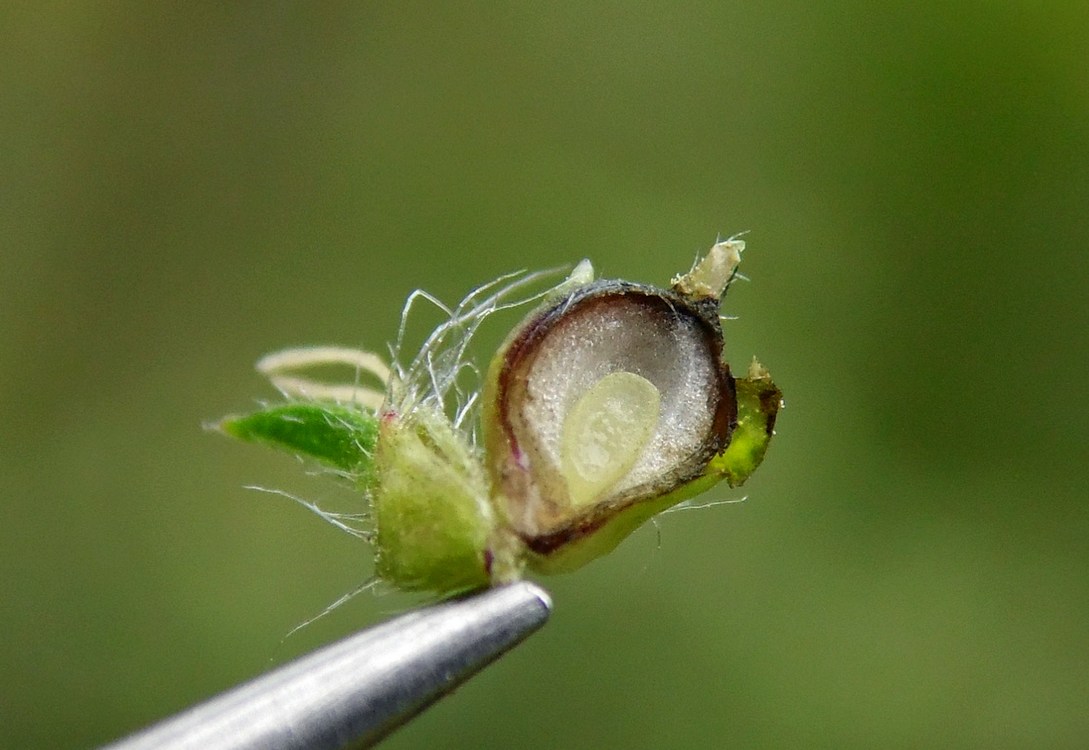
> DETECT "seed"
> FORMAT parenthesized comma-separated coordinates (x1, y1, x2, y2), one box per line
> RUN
(560, 371, 661, 509)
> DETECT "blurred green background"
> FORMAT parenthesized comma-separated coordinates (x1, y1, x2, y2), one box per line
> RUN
(3, 3, 1087, 748)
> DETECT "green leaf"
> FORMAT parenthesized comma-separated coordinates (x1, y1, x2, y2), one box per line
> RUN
(218, 402, 379, 484)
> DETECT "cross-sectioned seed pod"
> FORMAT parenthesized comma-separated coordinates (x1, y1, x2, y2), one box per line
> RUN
(215, 239, 781, 595)
(482, 273, 738, 574)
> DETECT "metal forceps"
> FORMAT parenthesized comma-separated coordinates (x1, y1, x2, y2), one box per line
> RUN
(103, 582, 552, 750)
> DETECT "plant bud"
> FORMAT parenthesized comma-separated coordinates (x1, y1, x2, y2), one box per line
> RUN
(217, 240, 780, 594)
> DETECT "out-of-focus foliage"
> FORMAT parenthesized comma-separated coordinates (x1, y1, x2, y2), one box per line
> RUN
(1, 3, 1087, 748)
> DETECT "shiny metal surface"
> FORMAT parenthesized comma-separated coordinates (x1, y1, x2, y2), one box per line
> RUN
(102, 582, 551, 750)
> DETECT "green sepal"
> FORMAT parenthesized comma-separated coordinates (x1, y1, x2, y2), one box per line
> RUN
(218, 402, 379, 484)
(372, 407, 496, 593)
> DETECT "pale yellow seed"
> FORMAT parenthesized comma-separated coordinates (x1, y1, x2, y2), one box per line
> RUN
(559, 371, 661, 509)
